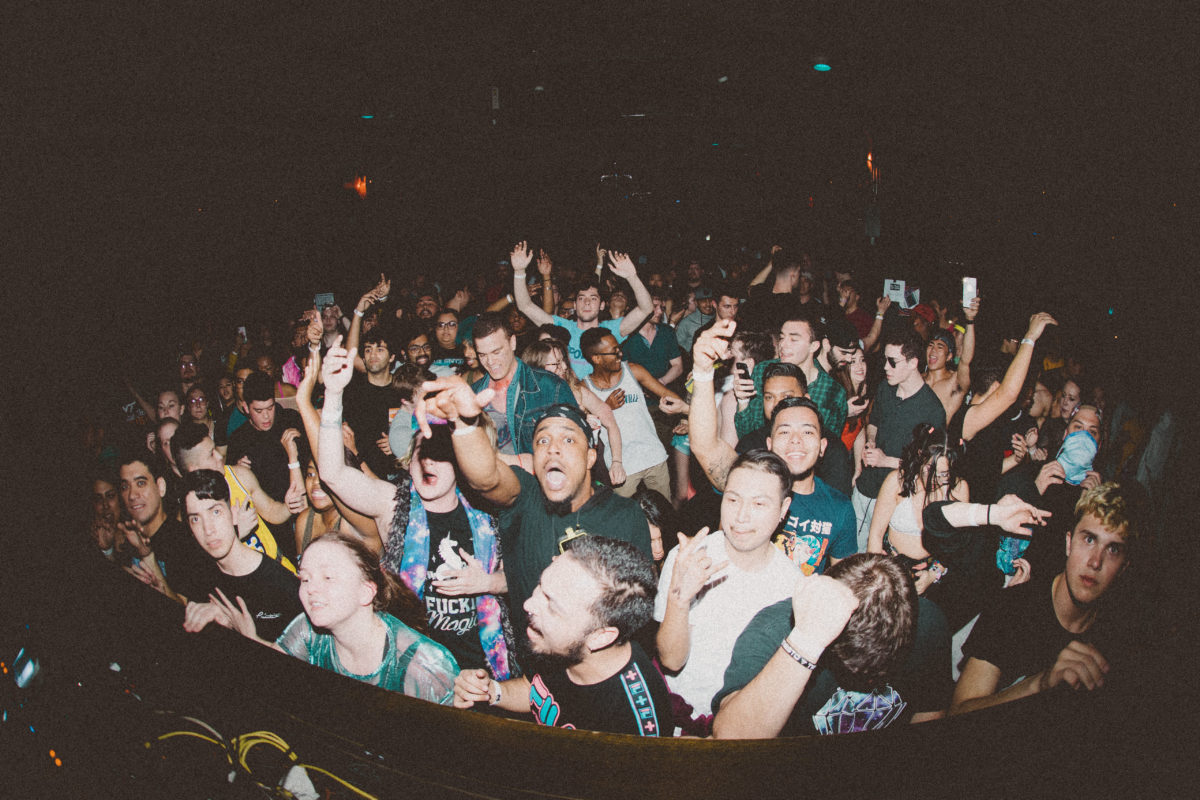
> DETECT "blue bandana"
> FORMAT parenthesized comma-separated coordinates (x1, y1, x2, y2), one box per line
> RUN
(1057, 430, 1098, 485)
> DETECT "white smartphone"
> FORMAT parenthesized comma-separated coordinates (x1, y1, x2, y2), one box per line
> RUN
(962, 277, 977, 307)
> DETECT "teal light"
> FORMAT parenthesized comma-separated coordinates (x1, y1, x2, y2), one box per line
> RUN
(813, 63, 831, 72)
(360, 114, 375, 119)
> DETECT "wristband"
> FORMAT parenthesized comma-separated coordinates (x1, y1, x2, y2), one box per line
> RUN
(875, 314, 884, 320)
(308, 343, 321, 353)
(970, 503, 987, 527)
(354, 309, 365, 317)
(964, 320, 974, 326)
(287, 461, 300, 470)
(513, 270, 526, 276)
(780, 637, 819, 670)
(489, 679, 502, 706)
(452, 420, 480, 436)
(987, 504, 992, 526)
(1020, 338, 1035, 346)
(611, 459, 622, 463)
(692, 369, 715, 383)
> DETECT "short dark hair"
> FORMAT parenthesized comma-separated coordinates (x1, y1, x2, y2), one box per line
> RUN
(361, 327, 391, 352)
(840, 277, 863, 297)
(781, 307, 823, 342)
(826, 554, 918, 691)
(714, 282, 740, 303)
(763, 361, 808, 393)
(567, 536, 657, 645)
(473, 311, 513, 342)
(732, 331, 776, 364)
(575, 278, 603, 299)
(769, 396, 824, 438)
(242, 371, 275, 404)
(537, 323, 571, 346)
(884, 330, 925, 365)
(172, 421, 213, 469)
(970, 357, 1009, 396)
(391, 363, 435, 403)
(181, 468, 230, 505)
(729, 450, 792, 502)
(579, 327, 615, 359)
(118, 450, 165, 482)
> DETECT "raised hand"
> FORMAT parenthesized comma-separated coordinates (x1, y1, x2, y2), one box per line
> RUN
(536, 248, 553, 278)
(284, 480, 308, 514)
(232, 497, 257, 537)
(413, 376, 497, 438)
(666, 529, 728, 609)
(607, 251, 637, 281)
(963, 295, 981, 321)
(876, 295, 892, 315)
(320, 338, 356, 394)
(120, 520, 152, 559)
(1024, 312, 1059, 343)
(990, 494, 1052, 535)
(692, 319, 736, 372)
(510, 241, 533, 273)
(788, 573, 860, 661)
(304, 307, 323, 347)
(595, 242, 607, 265)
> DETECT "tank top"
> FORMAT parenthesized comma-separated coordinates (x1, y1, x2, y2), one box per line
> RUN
(223, 465, 297, 573)
(585, 364, 668, 475)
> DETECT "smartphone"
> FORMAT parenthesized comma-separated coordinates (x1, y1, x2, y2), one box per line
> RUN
(736, 362, 751, 380)
(236, 325, 247, 340)
(314, 292, 335, 310)
(962, 277, 978, 307)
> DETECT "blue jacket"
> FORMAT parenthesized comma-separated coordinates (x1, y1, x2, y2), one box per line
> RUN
(472, 360, 578, 454)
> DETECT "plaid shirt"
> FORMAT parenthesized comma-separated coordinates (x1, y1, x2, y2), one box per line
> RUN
(735, 359, 847, 441)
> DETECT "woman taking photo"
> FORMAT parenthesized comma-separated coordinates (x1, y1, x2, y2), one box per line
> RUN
(215, 531, 459, 704)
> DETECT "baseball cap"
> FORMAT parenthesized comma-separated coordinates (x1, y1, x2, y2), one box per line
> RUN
(528, 403, 592, 441)
(930, 329, 957, 357)
(694, 287, 714, 300)
(912, 303, 936, 324)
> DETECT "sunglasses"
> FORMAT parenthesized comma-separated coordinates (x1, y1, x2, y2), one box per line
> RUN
(885, 356, 903, 368)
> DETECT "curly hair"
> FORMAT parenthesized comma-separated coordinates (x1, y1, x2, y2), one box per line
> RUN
(898, 423, 964, 501)
(566, 536, 657, 645)
(1075, 481, 1146, 549)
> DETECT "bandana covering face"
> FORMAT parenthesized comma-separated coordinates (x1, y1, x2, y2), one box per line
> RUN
(1056, 430, 1098, 485)
(398, 485, 513, 680)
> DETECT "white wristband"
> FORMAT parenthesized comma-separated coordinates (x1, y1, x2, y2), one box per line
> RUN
(1020, 337, 1035, 346)
(970, 503, 988, 527)
(692, 370, 715, 383)
(354, 309, 365, 318)
(489, 679, 502, 706)
(288, 461, 301, 470)
(452, 421, 480, 436)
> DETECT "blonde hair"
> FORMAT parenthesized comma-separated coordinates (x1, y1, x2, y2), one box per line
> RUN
(1075, 482, 1143, 546)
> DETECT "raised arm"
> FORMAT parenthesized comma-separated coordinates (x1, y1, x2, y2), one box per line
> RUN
(747, 245, 780, 287)
(317, 340, 399, 534)
(717, 388, 740, 447)
(866, 470, 901, 554)
(579, 384, 625, 486)
(511, 241, 554, 326)
(963, 312, 1057, 440)
(688, 321, 740, 491)
(862, 296, 890, 353)
(955, 297, 980, 394)
(415, 376, 522, 506)
(608, 252, 653, 338)
(229, 464, 292, 525)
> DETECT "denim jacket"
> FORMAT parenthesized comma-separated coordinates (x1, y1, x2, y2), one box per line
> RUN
(472, 360, 578, 454)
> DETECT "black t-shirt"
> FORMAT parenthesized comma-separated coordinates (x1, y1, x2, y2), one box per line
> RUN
(151, 516, 220, 604)
(737, 285, 799, 335)
(737, 425, 854, 497)
(226, 406, 305, 501)
(496, 468, 652, 641)
(714, 596, 952, 736)
(949, 401, 1022, 504)
(343, 378, 403, 479)
(422, 505, 487, 671)
(528, 642, 672, 736)
(208, 553, 303, 642)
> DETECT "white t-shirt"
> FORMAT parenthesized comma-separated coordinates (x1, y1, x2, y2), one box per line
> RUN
(653, 532, 799, 718)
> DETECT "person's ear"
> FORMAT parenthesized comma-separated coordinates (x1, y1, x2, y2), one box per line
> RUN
(361, 579, 378, 609)
(1064, 530, 1073, 557)
(819, 437, 828, 458)
(586, 446, 597, 470)
(156, 477, 167, 499)
(509, 335, 518, 352)
(586, 625, 619, 652)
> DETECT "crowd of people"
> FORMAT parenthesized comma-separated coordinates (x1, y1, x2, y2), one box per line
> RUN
(82, 239, 1173, 738)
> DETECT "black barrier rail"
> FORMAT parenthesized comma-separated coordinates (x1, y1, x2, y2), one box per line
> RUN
(2, 555, 1188, 799)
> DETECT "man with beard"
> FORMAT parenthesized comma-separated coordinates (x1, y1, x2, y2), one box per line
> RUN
(401, 325, 434, 369)
(414, 380, 652, 643)
(453, 536, 671, 736)
(691, 321, 856, 576)
(342, 328, 403, 479)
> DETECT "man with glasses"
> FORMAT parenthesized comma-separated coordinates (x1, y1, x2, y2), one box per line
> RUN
(402, 326, 433, 369)
(851, 330, 946, 550)
(580, 328, 688, 498)
(430, 309, 465, 377)
(414, 383, 653, 647)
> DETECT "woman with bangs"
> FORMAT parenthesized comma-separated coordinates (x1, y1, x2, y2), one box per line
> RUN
(830, 343, 876, 453)
(867, 423, 969, 595)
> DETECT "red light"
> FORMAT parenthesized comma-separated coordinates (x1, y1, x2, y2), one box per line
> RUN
(343, 175, 369, 198)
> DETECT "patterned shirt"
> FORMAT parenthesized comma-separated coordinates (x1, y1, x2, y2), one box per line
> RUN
(735, 359, 847, 440)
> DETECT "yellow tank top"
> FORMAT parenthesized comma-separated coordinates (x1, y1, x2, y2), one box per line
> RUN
(224, 465, 297, 574)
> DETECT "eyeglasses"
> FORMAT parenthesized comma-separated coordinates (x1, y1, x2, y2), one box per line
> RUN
(408, 343, 432, 352)
(592, 347, 622, 357)
(436, 321, 458, 329)
(188, 397, 207, 405)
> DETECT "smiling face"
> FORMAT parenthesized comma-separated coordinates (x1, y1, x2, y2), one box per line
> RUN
(762, 375, 805, 422)
(696, 296, 717, 316)
(435, 312, 460, 349)
(405, 334, 432, 367)
(298, 539, 377, 631)
(414, 294, 440, 320)
(304, 461, 334, 512)
(720, 465, 790, 555)
(532, 418, 595, 509)
(847, 349, 868, 388)
(119, 461, 166, 526)
(92, 478, 120, 524)
(474, 329, 517, 382)
(523, 553, 600, 662)
(926, 338, 951, 371)
(767, 405, 826, 479)
(1063, 512, 1128, 607)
